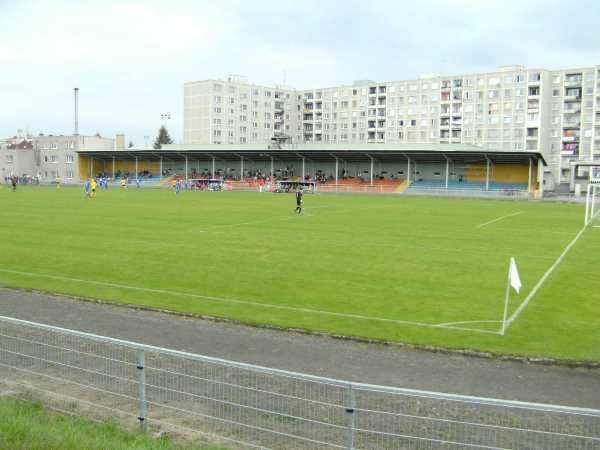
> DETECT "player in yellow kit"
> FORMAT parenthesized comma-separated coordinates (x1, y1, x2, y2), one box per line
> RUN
(90, 178, 97, 198)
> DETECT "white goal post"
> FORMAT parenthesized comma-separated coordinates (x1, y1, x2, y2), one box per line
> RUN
(584, 183, 600, 226)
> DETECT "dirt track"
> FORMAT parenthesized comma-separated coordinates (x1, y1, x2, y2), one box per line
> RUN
(0, 287, 598, 409)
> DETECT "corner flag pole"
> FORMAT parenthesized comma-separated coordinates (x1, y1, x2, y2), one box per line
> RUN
(502, 257, 522, 335)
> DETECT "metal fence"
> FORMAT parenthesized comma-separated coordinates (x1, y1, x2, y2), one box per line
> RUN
(0, 314, 598, 449)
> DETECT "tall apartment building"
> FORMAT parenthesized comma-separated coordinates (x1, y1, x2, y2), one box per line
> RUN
(0, 133, 114, 182)
(184, 65, 600, 188)
(184, 75, 298, 146)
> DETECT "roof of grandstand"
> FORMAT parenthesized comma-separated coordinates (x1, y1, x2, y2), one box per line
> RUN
(78, 143, 547, 165)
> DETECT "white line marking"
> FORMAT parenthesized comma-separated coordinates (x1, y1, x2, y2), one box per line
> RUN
(436, 320, 502, 327)
(0, 268, 498, 335)
(504, 224, 588, 330)
(593, 225, 600, 228)
(477, 211, 523, 229)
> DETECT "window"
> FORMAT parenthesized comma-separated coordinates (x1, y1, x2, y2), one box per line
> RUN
(65, 154, 74, 163)
(66, 169, 74, 179)
(553, 89, 560, 97)
(6, 155, 13, 163)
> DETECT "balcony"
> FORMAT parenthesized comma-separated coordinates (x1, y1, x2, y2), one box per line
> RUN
(563, 122, 581, 129)
(564, 95, 582, 102)
(563, 107, 581, 114)
(564, 80, 582, 88)
(562, 136, 579, 142)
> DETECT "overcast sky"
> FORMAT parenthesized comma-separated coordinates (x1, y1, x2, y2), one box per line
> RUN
(1, 0, 599, 145)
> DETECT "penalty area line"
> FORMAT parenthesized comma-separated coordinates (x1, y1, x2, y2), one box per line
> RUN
(476, 211, 523, 229)
(0, 268, 498, 335)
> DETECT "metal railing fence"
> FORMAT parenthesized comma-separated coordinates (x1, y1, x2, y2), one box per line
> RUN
(0, 314, 598, 449)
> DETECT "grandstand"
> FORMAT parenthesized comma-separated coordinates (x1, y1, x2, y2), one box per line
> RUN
(77, 143, 546, 197)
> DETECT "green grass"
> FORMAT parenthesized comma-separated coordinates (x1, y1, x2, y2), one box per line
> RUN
(0, 396, 222, 450)
(0, 185, 598, 361)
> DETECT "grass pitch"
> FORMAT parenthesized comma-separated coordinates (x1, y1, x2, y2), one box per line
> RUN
(0, 185, 598, 361)
(0, 396, 221, 450)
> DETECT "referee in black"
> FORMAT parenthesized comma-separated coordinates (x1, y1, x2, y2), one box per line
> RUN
(295, 186, 304, 214)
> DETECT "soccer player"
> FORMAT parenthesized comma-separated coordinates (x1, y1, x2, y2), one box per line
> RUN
(84, 178, 91, 197)
(11, 176, 17, 192)
(295, 186, 304, 214)
(175, 178, 181, 195)
(120, 177, 127, 189)
(90, 178, 97, 198)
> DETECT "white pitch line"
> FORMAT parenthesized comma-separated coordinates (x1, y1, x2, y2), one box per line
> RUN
(476, 211, 523, 229)
(504, 224, 588, 330)
(0, 268, 498, 335)
(436, 320, 502, 327)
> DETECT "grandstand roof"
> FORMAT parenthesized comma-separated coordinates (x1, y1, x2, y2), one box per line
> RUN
(78, 143, 547, 165)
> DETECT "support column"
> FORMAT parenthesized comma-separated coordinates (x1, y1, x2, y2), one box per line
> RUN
(302, 157, 305, 180)
(240, 156, 244, 180)
(135, 156, 138, 182)
(270, 157, 274, 178)
(569, 163, 576, 192)
(538, 158, 545, 197)
(335, 157, 339, 185)
(407, 158, 410, 183)
(212, 157, 216, 178)
(159, 157, 163, 180)
(528, 158, 532, 192)
(445, 156, 450, 189)
(184, 156, 188, 183)
(485, 157, 490, 191)
(112, 156, 115, 180)
(369, 156, 374, 186)
(89, 157, 93, 178)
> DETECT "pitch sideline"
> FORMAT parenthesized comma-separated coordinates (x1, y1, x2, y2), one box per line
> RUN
(0, 268, 500, 335)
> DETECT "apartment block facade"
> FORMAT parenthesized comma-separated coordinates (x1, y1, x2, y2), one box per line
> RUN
(184, 65, 600, 187)
(0, 134, 114, 183)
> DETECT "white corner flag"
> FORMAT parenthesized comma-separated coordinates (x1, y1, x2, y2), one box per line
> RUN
(502, 257, 522, 335)
(509, 257, 522, 294)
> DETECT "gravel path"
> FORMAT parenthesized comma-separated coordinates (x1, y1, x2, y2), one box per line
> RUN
(0, 287, 598, 410)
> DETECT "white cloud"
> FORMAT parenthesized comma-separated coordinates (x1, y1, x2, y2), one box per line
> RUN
(0, 0, 599, 145)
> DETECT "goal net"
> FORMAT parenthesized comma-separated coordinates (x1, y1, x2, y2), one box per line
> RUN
(585, 183, 600, 225)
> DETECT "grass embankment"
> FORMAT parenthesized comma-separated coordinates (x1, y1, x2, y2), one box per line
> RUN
(0, 396, 224, 450)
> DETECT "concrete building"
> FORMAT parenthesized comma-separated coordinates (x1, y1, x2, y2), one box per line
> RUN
(184, 66, 600, 190)
(0, 134, 114, 183)
(184, 75, 298, 146)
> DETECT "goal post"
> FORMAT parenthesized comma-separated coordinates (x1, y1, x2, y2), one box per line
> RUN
(585, 183, 600, 226)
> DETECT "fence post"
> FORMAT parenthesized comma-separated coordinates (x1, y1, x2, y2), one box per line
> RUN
(346, 383, 356, 450)
(136, 349, 147, 431)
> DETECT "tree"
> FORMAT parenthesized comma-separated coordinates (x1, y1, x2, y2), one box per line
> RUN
(153, 126, 173, 149)
(128, 141, 134, 148)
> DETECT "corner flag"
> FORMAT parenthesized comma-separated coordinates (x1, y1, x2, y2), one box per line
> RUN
(509, 257, 522, 294)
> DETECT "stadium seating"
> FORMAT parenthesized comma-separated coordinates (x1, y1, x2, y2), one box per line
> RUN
(407, 180, 528, 192)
